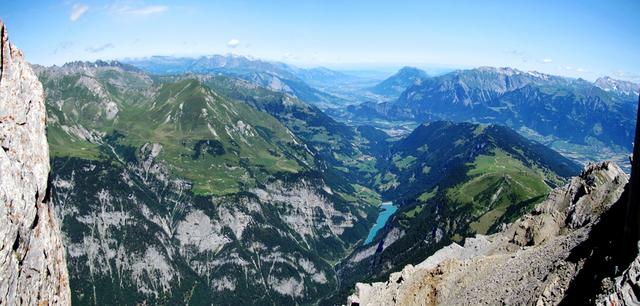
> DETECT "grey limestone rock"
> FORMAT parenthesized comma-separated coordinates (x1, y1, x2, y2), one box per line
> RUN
(0, 20, 71, 305)
(348, 162, 628, 306)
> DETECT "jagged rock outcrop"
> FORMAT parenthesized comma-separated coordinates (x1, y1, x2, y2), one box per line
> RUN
(348, 162, 629, 306)
(599, 242, 640, 305)
(0, 20, 70, 305)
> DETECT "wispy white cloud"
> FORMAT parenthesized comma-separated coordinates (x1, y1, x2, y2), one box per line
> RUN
(503, 49, 525, 56)
(282, 52, 300, 61)
(53, 41, 74, 54)
(113, 5, 168, 16)
(227, 39, 240, 48)
(70, 3, 89, 21)
(555, 65, 595, 78)
(610, 69, 640, 82)
(562, 66, 588, 73)
(503, 49, 529, 63)
(541, 58, 553, 63)
(85, 43, 114, 53)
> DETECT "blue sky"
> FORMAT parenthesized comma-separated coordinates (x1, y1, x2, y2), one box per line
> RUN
(1, 0, 639, 81)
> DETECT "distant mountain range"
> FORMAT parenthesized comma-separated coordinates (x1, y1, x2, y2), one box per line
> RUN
(344, 66, 638, 168)
(370, 66, 429, 97)
(124, 55, 369, 108)
(35, 59, 584, 304)
(123, 55, 442, 106)
(594, 75, 640, 98)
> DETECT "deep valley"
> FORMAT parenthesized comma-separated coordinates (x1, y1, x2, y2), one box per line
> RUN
(1, 4, 639, 304)
(34, 56, 636, 304)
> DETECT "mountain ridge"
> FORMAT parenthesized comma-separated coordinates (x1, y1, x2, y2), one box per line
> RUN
(31, 58, 625, 305)
(123, 55, 355, 108)
(327, 120, 580, 304)
(343, 66, 637, 170)
(38, 60, 381, 304)
(347, 161, 633, 305)
(370, 66, 430, 98)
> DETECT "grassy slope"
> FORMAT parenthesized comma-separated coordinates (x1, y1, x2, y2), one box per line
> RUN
(331, 121, 581, 304)
(447, 149, 550, 234)
(387, 122, 576, 237)
(189, 75, 385, 203)
(116, 79, 313, 195)
(42, 69, 315, 196)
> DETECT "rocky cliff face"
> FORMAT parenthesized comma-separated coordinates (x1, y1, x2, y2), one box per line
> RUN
(600, 248, 640, 305)
(594, 76, 639, 98)
(51, 151, 356, 304)
(0, 20, 70, 305)
(35, 59, 375, 304)
(348, 162, 631, 305)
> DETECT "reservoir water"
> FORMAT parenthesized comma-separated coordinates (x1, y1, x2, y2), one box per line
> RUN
(364, 201, 398, 245)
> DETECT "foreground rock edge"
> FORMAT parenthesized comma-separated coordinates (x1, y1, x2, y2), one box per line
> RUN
(0, 20, 71, 305)
(348, 161, 631, 305)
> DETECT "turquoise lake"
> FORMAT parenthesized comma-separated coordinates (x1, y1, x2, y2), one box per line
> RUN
(364, 201, 397, 245)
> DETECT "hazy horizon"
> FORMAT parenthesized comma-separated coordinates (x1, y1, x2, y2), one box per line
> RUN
(2, 0, 640, 82)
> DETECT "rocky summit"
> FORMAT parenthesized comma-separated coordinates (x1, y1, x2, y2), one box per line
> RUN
(348, 161, 635, 305)
(0, 20, 70, 305)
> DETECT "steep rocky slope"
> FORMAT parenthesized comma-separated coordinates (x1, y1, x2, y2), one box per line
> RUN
(600, 248, 640, 305)
(345, 67, 638, 168)
(35, 58, 605, 304)
(0, 20, 70, 305)
(348, 161, 632, 305)
(594, 76, 639, 99)
(328, 121, 580, 303)
(38, 61, 377, 304)
(52, 152, 360, 304)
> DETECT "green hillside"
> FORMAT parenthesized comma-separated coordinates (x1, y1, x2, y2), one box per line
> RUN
(41, 68, 315, 195)
(39, 62, 582, 305)
(332, 121, 580, 304)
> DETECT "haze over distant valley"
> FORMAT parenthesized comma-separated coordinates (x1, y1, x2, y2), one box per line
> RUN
(1, 1, 639, 305)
